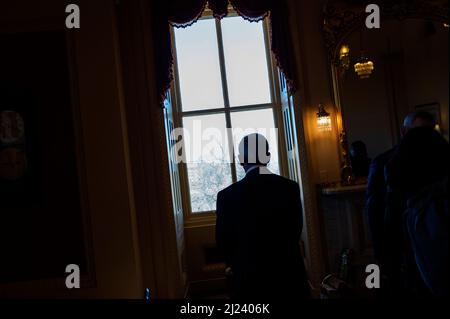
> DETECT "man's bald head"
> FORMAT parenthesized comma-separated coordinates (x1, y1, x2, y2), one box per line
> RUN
(238, 133, 271, 168)
(402, 111, 436, 136)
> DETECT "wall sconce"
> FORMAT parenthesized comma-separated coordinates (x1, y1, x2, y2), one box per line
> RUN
(317, 104, 332, 131)
(339, 45, 350, 70)
(354, 53, 374, 79)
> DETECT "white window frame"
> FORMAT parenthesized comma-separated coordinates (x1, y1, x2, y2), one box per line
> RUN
(169, 10, 289, 223)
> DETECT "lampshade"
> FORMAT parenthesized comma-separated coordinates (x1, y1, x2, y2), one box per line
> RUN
(317, 104, 332, 131)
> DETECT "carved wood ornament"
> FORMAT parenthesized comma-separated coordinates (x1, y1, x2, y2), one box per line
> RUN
(323, 0, 449, 63)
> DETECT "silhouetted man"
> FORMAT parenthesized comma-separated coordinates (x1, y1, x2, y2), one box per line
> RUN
(386, 126, 449, 297)
(366, 111, 437, 296)
(350, 140, 371, 178)
(216, 133, 310, 299)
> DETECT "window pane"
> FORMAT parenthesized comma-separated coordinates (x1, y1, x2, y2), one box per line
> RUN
(174, 19, 224, 111)
(231, 109, 280, 180)
(183, 114, 233, 212)
(221, 17, 272, 107)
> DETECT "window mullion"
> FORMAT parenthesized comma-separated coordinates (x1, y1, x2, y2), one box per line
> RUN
(215, 19, 231, 109)
(215, 19, 238, 183)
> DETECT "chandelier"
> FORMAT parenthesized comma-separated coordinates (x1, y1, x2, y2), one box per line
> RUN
(354, 53, 374, 79)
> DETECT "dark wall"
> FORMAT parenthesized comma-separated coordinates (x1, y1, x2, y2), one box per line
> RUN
(0, 31, 87, 283)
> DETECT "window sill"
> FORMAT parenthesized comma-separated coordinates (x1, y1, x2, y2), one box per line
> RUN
(184, 212, 217, 228)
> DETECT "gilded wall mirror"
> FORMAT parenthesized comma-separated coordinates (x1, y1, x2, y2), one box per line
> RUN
(323, 0, 449, 185)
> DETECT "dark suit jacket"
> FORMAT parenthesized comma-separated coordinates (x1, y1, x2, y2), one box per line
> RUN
(366, 146, 397, 263)
(216, 167, 310, 299)
(384, 128, 449, 295)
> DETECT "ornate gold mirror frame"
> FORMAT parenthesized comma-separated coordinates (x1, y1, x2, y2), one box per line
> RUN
(322, 0, 449, 185)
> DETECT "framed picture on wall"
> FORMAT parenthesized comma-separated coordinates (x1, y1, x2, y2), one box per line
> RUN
(414, 102, 442, 131)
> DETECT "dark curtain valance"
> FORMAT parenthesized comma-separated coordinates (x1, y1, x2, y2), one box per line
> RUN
(151, 0, 297, 106)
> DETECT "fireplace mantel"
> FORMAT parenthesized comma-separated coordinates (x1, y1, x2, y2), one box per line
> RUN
(321, 183, 367, 196)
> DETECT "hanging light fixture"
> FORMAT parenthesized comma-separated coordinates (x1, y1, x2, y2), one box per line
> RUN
(339, 44, 350, 70)
(354, 52, 374, 79)
(317, 104, 332, 132)
(354, 30, 374, 79)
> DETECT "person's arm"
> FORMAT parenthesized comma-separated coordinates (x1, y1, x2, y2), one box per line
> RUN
(215, 190, 226, 253)
(366, 156, 386, 262)
(287, 182, 303, 243)
(216, 190, 233, 268)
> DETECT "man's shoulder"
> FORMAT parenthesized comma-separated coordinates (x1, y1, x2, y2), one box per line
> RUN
(218, 173, 299, 196)
(217, 181, 242, 198)
(270, 173, 299, 188)
(260, 173, 300, 196)
(373, 146, 397, 166)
